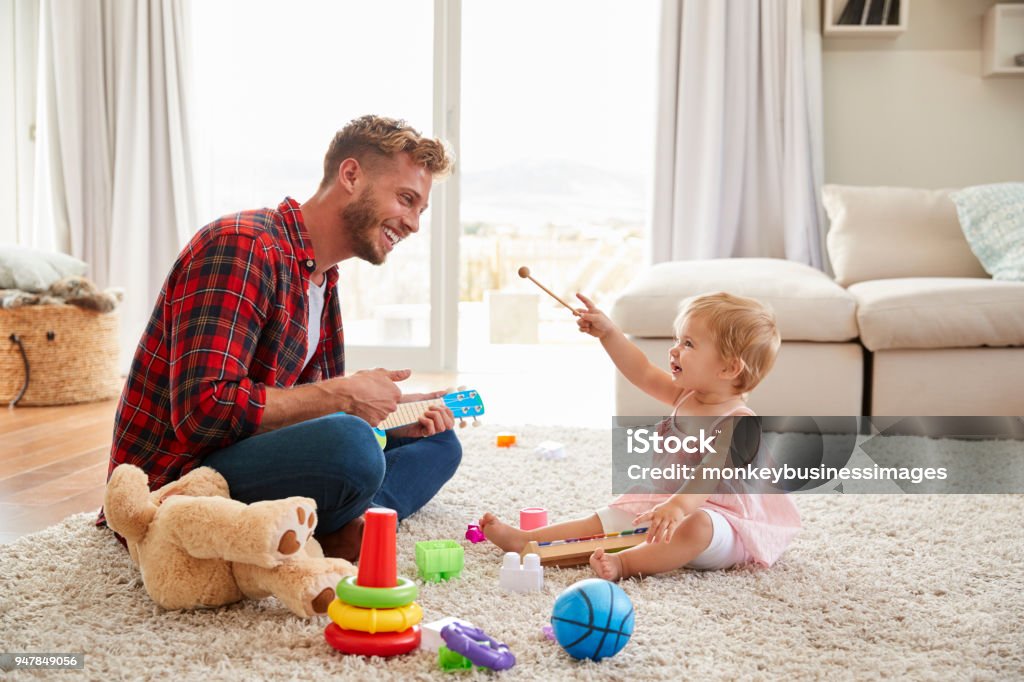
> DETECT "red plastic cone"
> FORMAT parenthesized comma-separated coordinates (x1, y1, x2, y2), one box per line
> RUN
(357, 507, 397, 587)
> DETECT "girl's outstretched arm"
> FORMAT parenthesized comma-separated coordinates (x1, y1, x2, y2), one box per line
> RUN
(575, 293, 681, 407)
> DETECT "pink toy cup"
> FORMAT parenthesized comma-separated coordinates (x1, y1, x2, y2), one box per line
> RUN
(519, 507, 548, 531)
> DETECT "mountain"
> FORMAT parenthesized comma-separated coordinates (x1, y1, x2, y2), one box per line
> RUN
(460, 158, 648, 230)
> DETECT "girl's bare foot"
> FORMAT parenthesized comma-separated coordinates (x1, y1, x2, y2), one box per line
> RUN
(590, 547, 623, 581)
(478, 512, 528, 553)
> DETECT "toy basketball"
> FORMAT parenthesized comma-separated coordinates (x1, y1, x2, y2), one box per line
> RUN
(550, 578, 634, 661)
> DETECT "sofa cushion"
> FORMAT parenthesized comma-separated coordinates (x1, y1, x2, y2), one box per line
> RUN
(951, 182, 1024, 282)
(610, 258, 858, 342)
(823, 185, 988, 286)
(849, 278, 1024, 351)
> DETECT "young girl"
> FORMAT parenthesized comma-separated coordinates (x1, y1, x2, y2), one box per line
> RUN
(479, 292, 800, 580)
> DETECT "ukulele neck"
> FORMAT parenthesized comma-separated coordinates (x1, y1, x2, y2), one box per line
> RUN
(378, 397, 446, 431)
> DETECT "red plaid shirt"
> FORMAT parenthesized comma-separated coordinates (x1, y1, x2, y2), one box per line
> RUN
(100, 197, 344, 525)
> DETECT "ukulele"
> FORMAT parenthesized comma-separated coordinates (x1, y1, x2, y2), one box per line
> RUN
(361, 388, 486, 448)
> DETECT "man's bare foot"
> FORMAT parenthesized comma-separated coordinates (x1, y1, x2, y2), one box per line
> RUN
(478, 512, 528, 553)
(317, 515, 365, 562)
(590, 547, 623, 581)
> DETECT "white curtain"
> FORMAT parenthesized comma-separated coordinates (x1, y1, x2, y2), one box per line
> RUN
(0, 0, 39, 245)
(650, 0, 826, 269)
(32, 0, 197, 368)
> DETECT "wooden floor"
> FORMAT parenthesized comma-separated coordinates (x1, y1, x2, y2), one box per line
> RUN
(0, 363, 612, 544)
(0, 399, 117, 544)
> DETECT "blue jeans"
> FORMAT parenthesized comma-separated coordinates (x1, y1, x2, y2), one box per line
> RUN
(202, 413, 462, 534)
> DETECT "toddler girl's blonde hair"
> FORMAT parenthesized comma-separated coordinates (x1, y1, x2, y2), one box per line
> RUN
(675, 292, 781, 393)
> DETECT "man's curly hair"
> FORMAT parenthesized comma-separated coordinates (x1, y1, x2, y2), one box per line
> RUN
(320, 115, 454, 189)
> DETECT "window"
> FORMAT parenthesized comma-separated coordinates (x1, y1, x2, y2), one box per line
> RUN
(459, 1, 659, 367)
(190, 1, 659, 370)
(191, 0, 435, 348)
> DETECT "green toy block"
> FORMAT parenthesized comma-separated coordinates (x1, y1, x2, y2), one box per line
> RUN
(437, 645, 473, 672)
(415, 540, 464, 582)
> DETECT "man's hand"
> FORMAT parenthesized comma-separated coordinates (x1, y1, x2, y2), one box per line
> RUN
(259, 368, 409, 434)
(398, 387, 451, 404)
(575, 293, 618, 340)
(633, 496, 688, 544)
(387, 388, 455, 439)
(332, 368, 409, 427)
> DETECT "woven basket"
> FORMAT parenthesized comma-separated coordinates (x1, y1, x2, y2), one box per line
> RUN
(0, 304, 123, 406)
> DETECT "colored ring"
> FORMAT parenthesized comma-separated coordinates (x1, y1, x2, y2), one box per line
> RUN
(335, 575, 419, 609)
(327, 599, 423, 634)
(440, 623, 516, 671)
(324, 623, 421, 657)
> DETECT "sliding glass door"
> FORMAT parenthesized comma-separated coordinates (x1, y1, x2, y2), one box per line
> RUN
(191, 0, 656, 373)
(191, 0, 450, 370)
(458, 1, 658, 370)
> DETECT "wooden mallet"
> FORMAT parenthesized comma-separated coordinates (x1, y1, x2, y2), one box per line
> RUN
(517, 266, 581, 316)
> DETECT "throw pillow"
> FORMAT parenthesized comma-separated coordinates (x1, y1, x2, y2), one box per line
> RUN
(822, 185, 988, 286)
(0, 246, 88, 293)
(951, 182, 1024, 281)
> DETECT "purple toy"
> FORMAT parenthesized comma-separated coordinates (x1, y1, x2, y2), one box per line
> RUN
(440, 623, 516, 671)
(465, 524, 486, 544)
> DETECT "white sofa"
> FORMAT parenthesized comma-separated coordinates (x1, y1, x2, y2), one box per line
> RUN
(611, 186, 1024, 417)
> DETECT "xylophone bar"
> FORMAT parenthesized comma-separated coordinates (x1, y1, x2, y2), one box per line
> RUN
(520, 529, 649, 567)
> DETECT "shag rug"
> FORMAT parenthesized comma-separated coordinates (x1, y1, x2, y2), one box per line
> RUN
(1, 425, 1022, 681)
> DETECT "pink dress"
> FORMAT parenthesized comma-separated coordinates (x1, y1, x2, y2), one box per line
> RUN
(610, 391, 801, 567)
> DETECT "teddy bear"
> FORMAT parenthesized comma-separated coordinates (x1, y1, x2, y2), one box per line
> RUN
(103, 464, 356, 617)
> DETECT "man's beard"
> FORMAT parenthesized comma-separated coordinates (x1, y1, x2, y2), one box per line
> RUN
(342, 187, 386, 265)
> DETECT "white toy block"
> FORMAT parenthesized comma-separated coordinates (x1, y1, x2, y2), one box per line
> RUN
(420, 616, 475, 652)
(500, 552, 544, 593)
(534, 440, 566, 460)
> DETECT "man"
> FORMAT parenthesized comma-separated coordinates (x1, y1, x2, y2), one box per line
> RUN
(102, 115, 461, 560)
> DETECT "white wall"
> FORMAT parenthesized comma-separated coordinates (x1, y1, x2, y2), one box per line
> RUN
(822, 0, 1024, 188)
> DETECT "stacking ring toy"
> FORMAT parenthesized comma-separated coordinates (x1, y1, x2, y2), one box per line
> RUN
(440, 623, 516, 671)
(324, 623, 421, 657)
(327, 599, 423, 634)
(335, 576, 419, 609)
